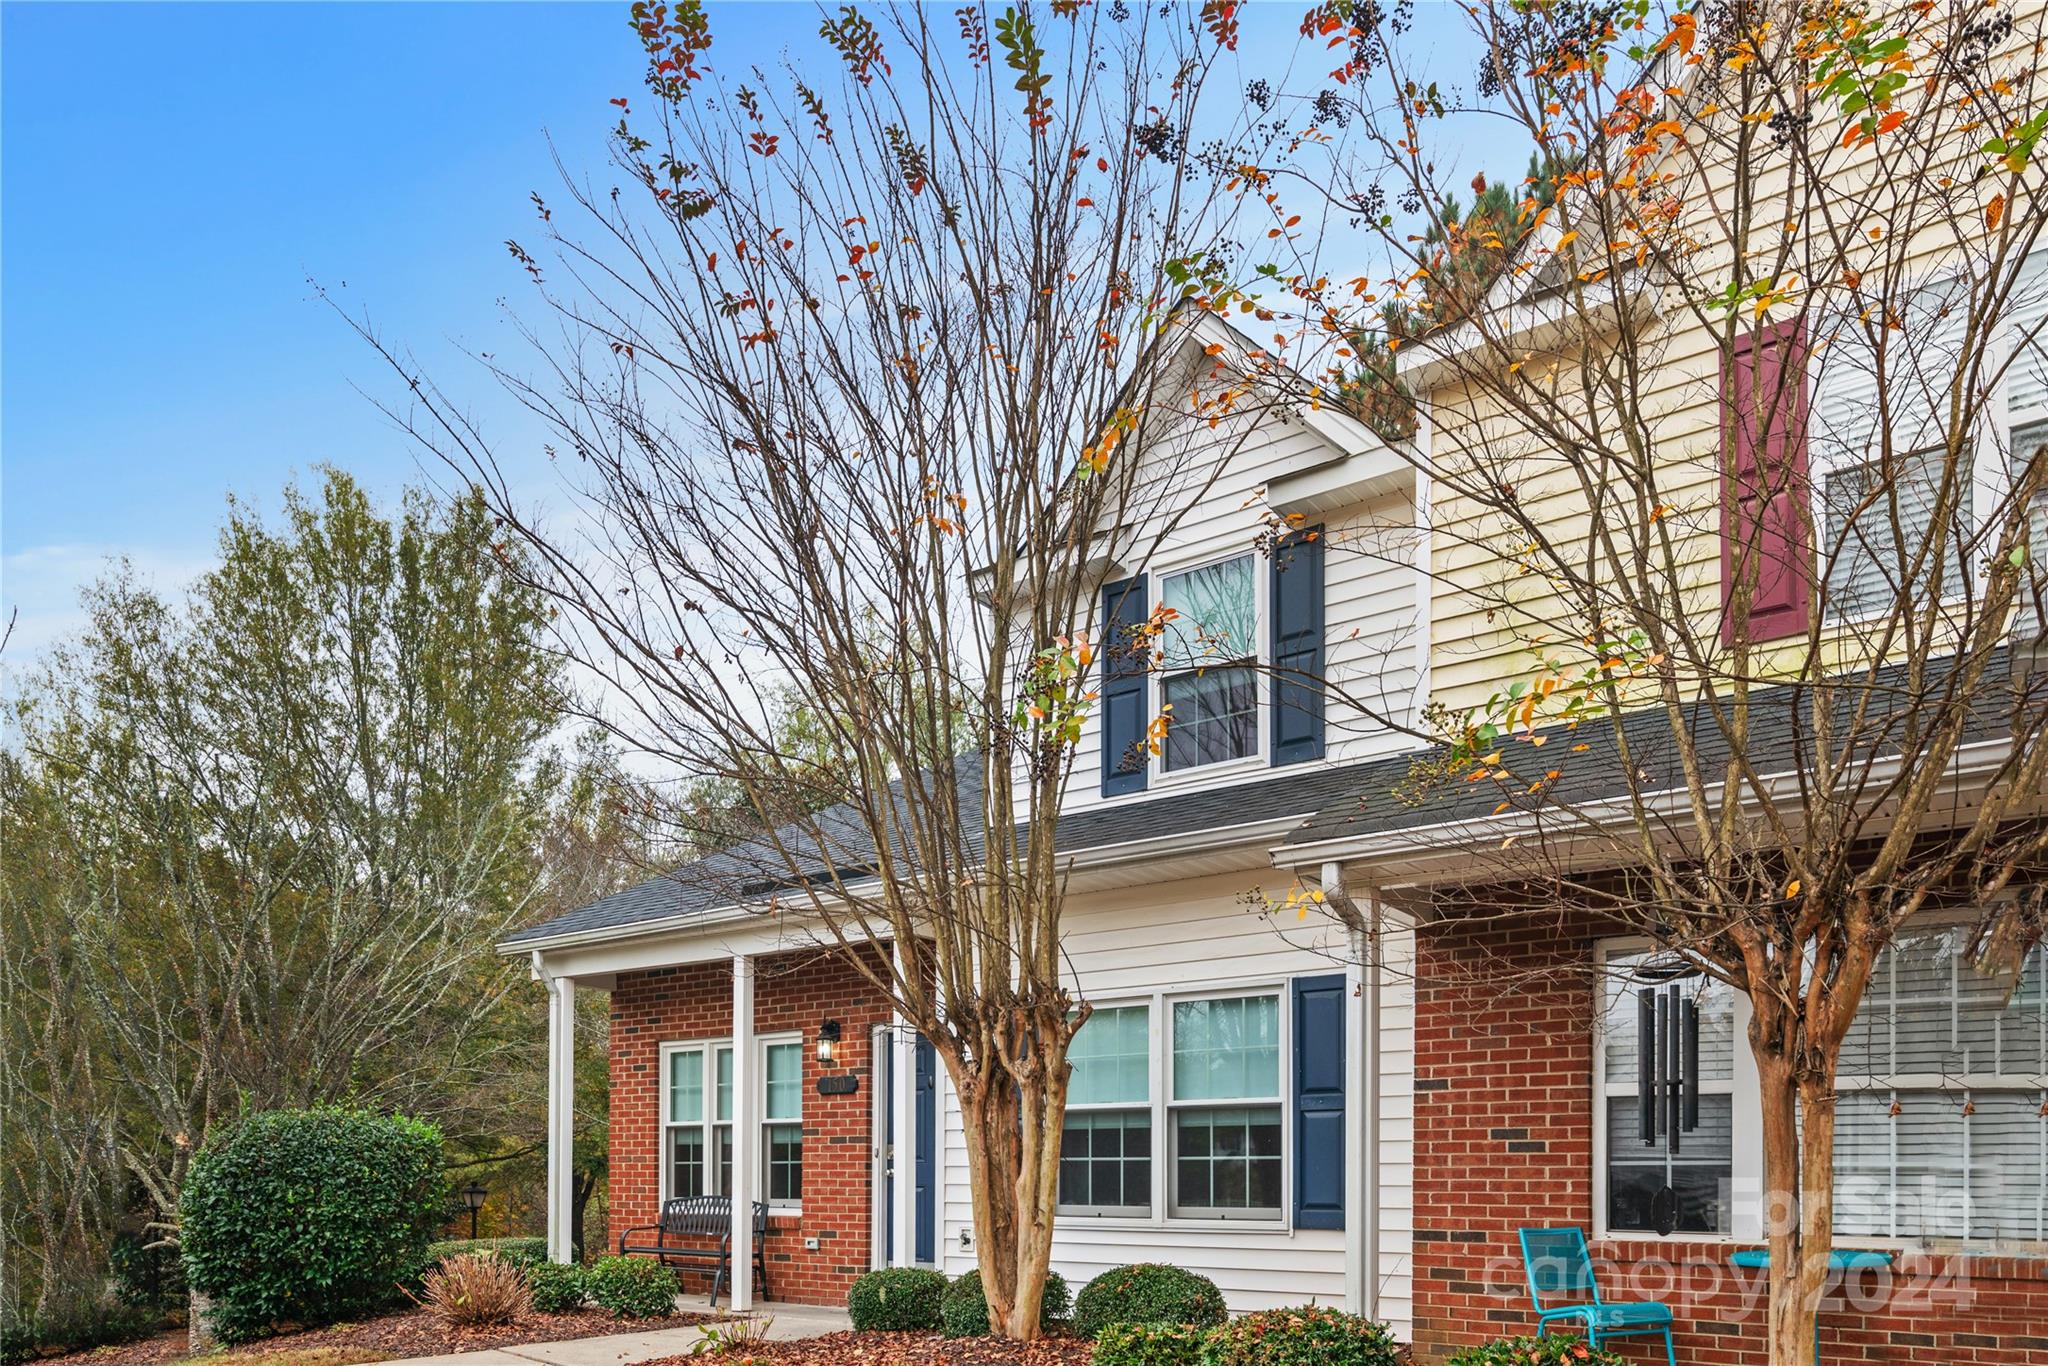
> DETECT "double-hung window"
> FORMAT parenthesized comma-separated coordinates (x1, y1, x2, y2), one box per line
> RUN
(2005, 251, 2048, 635)
(1059, 1005, 1152, 1216)
(1169, 993, 1283, 1218)
(661, 1037, 802, 1207)
(1157, 556, 1260, 772)
(1833, 928, 2048, 1243)
(1596, 950, 1737, 1235)
(1809, 276, 1981, 622)
(1055, 986, 1289, 1225)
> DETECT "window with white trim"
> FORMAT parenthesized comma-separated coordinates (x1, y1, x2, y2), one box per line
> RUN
(1059, 1005, 1152, 1216)
(2006, 250, 2048, 633)
(661, 1037, 802, 1207)
(1169, 992, 1282, 1218)
(1156, 555, 1260, 772)
(1833, 929, 2048, 1243)
(1809, 275, 1979, 622)
(1597, 951, 1737, 1235)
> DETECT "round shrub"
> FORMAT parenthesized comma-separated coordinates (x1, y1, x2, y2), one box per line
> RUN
(585, 1256, 679, 1319)
(180, 1107, 447, 1344)
(1074, 1264, 1227, 1340)
(526, 1261, 589, 1315)
(940, 1267, 1071, 1337)
(1199, 1306, 1399, 1366)
(1093, 1321, 1209, 1366)
(1445, 1336, 1626, 1366)
(847, 1266, 948, 1331)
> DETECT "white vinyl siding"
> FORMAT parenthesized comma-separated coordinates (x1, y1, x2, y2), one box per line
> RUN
(939, 872, 1417, 1334)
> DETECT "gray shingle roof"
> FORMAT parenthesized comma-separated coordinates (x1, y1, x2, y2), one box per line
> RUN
(503, 653, 2024, 949)
(500, 749, 1411, 948)
(1280, 651, 2021, 850)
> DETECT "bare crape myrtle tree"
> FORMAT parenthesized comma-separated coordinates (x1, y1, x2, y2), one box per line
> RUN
(350, 0, 1305, 1338)
(1234, 3, 2048, 1362)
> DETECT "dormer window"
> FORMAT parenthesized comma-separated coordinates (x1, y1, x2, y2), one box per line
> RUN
(1157, 555, 1259, 772)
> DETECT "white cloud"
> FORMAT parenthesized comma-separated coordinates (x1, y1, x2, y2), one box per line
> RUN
(1, 541, 212, 663)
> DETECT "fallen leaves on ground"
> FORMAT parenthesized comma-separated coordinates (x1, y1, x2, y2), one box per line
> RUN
(639, 1330, 1095, 1366)
(40, 1307, 710, 1366)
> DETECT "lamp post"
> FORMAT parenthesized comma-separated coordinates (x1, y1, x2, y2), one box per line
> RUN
(461, 1181, 487, 1241)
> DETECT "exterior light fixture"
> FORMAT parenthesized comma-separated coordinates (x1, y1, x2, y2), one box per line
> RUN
(461, 1180, 488, 1240)
(818, 1018, 842, 1065)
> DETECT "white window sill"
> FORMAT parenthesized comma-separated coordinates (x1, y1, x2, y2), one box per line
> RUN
(1150, 752, 1268, 790)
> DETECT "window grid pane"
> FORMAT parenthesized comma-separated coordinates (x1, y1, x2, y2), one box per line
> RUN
(1159, 556, 1255, 667)
(1161, 667, 1257, 771)
(1599, 954, 1735, 1235)
(1172, 995, 1279, 1102)
(668, 1049, 704, 1124)
(669, 1127, 706, 1200)
(1058, 1110, 1152, 1213)
(1071, 1006, 1150, 1106)
(765, 1122, 803, 1202)
(716, 1046, 734, 1122)
(1172, 1106, 1281, 1215)
(765, 1042, 803, 1121)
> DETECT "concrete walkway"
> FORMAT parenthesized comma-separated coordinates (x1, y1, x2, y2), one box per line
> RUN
(385, 1298, 851, 1366)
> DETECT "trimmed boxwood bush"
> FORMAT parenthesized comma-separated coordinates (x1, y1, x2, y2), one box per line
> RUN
(1092, 1322, 1209, 1366)
(1199, 1306, 1399, 1366)
(847, 1267, 948, 1331)
(180, 1107, 447, 1344)
(426, 1237, 547, 1270)
(1445, 1336, 1626, 1366)
(1074, 1264, 1227, 1340)
(526, 1261, 589, 1315)
(585, 1256, 679, 1319)
(940, 1267, 1071, 1337)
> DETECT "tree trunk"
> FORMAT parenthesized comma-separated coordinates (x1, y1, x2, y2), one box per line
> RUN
(187, 1290, 216, 1353)
(1754, 1042, 1843, 1366)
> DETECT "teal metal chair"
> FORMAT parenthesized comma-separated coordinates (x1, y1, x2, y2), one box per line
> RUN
(1517, 1227, 1677, 1365)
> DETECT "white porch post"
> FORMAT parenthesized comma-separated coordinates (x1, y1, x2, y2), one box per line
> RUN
(730, 954, 757, 1310)
(890, 941, 918, 1266)
(542, 959, 577, 1265)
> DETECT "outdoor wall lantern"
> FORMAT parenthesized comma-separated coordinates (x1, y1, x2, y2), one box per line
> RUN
(461, 1180, 488, 1240)
(818, 1018, 842, 1065)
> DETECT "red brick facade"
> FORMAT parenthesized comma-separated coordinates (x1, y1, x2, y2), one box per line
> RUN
(608, 950, 893, 1306)
(1409, 908, 2048, 1364)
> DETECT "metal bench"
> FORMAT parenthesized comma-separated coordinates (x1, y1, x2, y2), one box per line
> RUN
(616, 1196, 771, 1308)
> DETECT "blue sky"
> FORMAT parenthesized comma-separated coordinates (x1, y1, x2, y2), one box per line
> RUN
(3, 1, 1483, 660)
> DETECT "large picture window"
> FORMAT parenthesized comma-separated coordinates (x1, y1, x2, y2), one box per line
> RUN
(661, 1036, 802, 1208)
(1169, 993, 1282, 1218)
(1060, 1005, 1152, 1216)
(1597, 951, 1736, 1235)
(1157, 556, 1259, 772)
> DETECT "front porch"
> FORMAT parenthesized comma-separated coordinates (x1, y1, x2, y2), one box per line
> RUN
(537, 940, 934, 1310)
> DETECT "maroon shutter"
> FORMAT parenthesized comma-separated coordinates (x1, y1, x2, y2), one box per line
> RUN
(1722, 320, 1811, 645)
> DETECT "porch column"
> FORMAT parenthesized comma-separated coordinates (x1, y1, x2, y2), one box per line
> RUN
(889, 941, 918, 1266)
(730, 953, 757, 1310)
(543, 961, 577, 1264)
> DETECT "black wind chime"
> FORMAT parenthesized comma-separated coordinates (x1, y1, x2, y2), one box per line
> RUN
(1636, 978, 1702, 1235)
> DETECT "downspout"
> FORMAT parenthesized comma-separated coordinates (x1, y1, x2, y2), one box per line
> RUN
(1321, 862, 1381, 1318)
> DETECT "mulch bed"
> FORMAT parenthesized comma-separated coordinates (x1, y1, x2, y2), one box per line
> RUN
(638, 1331, 1094, 1366)
(41, 1307, 710, 1366)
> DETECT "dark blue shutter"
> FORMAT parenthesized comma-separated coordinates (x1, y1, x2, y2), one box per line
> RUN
(1270, 528, 1324, 766)
(1292, 973, 1346, 1230)
(1099, 575, 1149, 797)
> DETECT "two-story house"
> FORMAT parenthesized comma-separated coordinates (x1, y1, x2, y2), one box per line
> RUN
(499, 28, 2048, 1365)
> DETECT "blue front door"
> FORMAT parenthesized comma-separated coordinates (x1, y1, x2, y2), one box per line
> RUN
(914, 1036, 936, 1265)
